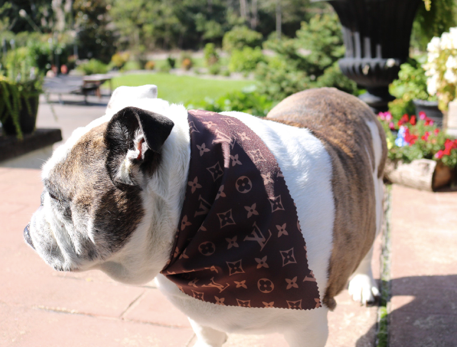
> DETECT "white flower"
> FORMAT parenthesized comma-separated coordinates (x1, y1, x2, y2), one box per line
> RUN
(427, 74, 438, 95)
(450, 27, 457, 41)
(427, 37, 441, 53)
(446, 56, 457, 69)
(444, 69, 457, 84)
(440, 33, 456, 50)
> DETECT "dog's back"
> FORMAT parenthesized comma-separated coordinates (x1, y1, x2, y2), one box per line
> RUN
(267, 88, 387, 309)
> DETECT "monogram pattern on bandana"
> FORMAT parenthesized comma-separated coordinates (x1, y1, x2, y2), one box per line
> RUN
(161, 110, 321, 310)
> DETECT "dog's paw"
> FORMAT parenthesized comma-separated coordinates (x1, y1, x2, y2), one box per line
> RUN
(348, 274, 379, 305)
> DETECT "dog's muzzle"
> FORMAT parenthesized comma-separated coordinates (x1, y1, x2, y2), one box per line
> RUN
(24, 223, 35, 249)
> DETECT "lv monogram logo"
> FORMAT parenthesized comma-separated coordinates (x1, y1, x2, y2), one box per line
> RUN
(201, 277, 230, 293)
(194, 195, 212, 217)
(244, 222, 272, 251)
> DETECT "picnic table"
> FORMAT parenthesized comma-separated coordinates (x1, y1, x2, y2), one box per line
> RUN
(43, 74, 113, 104)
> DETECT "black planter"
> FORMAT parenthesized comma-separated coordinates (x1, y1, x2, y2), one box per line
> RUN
(413, 99, 444, 128)
(322, 0, 422, 113)
(1, 95, 39, 136)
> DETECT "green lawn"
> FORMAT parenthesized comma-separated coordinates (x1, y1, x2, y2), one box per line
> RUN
(105, 73, 254, 104)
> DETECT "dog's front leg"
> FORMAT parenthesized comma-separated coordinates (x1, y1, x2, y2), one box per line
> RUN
(189, 318, 228, 347)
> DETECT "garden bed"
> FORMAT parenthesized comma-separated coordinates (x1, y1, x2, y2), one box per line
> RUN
(0, 128, 62, 163)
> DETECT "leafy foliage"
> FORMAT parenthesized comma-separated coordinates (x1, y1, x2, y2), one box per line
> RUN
(255, 13, 357, 101)
(388, 58, 436, 119)
(378, 111, 457, 169)
(222, 26, 263, 52)
(186, 86, 275, 117)
(204, 43, 219, 66)
(76, 59, 109, 75)
(229, 47, 266, 73)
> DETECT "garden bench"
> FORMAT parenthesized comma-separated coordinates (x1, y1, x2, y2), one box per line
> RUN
(43, 74, 113, 104)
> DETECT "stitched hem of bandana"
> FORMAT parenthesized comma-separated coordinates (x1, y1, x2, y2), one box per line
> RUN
(161, 110, 321, 310)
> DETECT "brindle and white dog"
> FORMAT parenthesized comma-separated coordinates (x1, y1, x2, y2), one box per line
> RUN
(25, 85, 386, 347)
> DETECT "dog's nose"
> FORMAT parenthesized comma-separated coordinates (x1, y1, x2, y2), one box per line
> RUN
(24, 223, 35, 249)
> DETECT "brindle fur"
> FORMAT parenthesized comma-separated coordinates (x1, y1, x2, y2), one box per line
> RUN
(266, 88, 387, 310)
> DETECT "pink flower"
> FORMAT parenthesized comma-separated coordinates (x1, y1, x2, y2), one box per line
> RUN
(435, 150, 444, 159)
(419, 111, 427, 120)
(385, 112, 393, 121)
(389, 122, 395, 130)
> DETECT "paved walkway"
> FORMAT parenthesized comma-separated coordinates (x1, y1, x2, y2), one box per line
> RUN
(0, 95, 456, 346)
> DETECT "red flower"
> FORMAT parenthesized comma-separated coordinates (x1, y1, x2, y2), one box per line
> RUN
(434, 128, 440, 135)
(410, 115, 416, 125)
(421, 131, 430, 141)
(435, 150, 444, 159)
(401, 114, 409, 123)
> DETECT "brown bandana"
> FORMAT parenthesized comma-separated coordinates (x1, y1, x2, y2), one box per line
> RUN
(160, 110, 321, 310)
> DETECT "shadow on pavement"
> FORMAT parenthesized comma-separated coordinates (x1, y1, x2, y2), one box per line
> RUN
(356, 275, 457, 347)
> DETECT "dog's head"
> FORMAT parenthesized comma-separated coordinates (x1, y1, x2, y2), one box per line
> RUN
(25, 106, 174, 282)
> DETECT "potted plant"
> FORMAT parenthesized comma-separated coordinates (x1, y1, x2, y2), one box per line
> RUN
(378, 110, 456, 190)
(0, 45, 43, 139)
(423, 27, 457, 132)
(388, 58, 443, 127)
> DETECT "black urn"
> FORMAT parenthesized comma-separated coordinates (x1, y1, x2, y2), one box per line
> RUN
(321, 0, 422, 113)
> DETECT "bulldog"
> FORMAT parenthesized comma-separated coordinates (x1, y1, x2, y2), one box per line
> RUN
(25, 85, 387, 347)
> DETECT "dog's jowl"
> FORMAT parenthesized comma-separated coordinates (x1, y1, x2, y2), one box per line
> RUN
(26, 85, 386, 347)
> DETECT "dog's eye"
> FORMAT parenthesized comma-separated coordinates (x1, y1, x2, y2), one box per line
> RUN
(48, 192, 59, 201)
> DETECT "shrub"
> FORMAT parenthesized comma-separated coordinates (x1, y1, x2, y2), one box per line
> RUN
(222, 26, 263, 52)
(228, 47, 265, 73)
(180, 51, 193, 70)
(186, 86, 275, 117)
(166, 56, 176, 69)
(208, 64, 221, 75)
(111, 52, 130, 70)
(204, 43, 219, 66)
(76, 59, 109, 75)
(145, 61, 155, 70)
(255, 13, 358, 102)
(388, 58, 435, 119)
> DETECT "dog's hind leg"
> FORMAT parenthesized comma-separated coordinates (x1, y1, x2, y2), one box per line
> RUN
(189, 318, 228, 347)
(347, 245, 380, 305)
(283, 308, 329, 347)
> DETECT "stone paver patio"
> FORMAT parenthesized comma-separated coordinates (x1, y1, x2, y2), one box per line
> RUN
(0, 94, 456, 346)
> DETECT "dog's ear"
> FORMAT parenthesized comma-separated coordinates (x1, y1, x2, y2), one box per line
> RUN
(105, 106, 174, 186)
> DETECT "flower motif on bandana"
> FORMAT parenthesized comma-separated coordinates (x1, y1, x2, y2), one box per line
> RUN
(223, 117, 237, 125)
(230, 154, 242, 167)
(227, 260, 245, 276)
(198, 241, 216, 256)
(270, 195, 285, 212)
(257, 278, 274, 293)
(180, 215, 192, 231)
(235, 280, 247, 288)
(236, 299, 251, 308)
(285, 276, 299, 290)
(226, 236, 239, 249)
(236, 176, 252, 193)
(287, 300, 302, 309)
(215, 296, 225, 305)
(276, 223, 288, 237)
(239, 132, 251, 141)
(247, 149, 266, 164)
(197, 143, 210, 156)
(207, 162, 224, 181)
(192, 291, 205, 300)
(261, 172, 274, 185)
(263, 301, 274, 308)
(280, 248, 297, 266)
(255, 256, 269, 269)
(244, 203, 259, 218)
(217, 209, 236, 228)
(188, 177, 202, 194)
